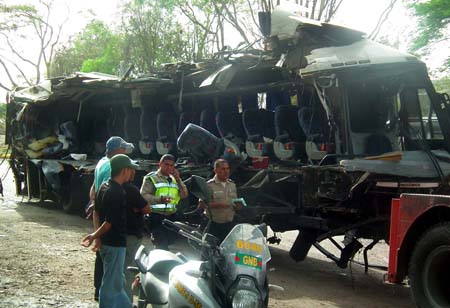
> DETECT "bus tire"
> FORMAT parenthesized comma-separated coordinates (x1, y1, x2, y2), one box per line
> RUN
(409, 222, 450, 308)
(62, 173, 87, 215)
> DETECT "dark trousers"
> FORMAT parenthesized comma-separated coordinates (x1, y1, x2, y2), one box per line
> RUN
(201, 220, 235, 261)
(149, 213, 177, 250)
(94, 251, 103, 299)
(208, 221, 235, 244)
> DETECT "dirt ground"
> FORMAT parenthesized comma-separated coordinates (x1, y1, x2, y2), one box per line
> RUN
(0, 165, 414, 308)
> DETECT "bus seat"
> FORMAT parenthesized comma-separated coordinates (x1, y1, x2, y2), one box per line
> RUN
(216, 112, 246, 148)
(266, 91, 291, 111)
(139, 108, 158, 157)
(200, 109, 219, 137)
(274, 105, 306, 161)
(298, 107, 327, 161)
(241, 93, 258, 111)
(242, 109, 273, 158)
(156, 112, 178, 156)
(92, 114, 108, 155)
(124, 107, 141, 147)
(107, 106, 125, 137)
(178, 112, 199, 136)
(262, 109, 276, 141)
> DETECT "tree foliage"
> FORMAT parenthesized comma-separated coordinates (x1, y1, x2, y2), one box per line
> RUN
(120, 0, 195, 71)
(51, 1, 199, 76)
(50, 21, 122, 76)
(409, 0, 450, 52)
(80, 36, 123, 75)
(407, 0, 450, 75)
(8, 0, 349, 83)
(0, 3, 37, 31)
(433, 77, 450, 93)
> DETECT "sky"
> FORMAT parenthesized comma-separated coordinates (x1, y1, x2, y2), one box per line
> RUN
(1, 0, 448, 100)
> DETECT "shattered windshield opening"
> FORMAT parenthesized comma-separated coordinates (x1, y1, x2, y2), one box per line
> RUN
(347, 80, 398, 134)
(399, 87, 445, 151)
(345, 71, 446, 154)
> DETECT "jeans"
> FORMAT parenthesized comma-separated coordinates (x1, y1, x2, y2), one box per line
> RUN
(124, 235, 142, 301)
(99, 245, 132, 308)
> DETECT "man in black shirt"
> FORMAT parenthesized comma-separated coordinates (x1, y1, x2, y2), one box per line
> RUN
(123, 169, 151, 301)
(82, 154, 138, 308)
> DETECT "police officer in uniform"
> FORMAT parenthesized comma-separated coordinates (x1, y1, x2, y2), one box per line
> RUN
(140, 154, 188, 250)
(199, 158, 241, 243)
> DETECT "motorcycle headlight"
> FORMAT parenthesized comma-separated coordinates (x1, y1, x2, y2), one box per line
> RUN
(230, 276, 262, 308)
(232, 289, 261, 308)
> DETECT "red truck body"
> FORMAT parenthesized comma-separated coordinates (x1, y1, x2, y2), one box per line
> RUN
(388, 194, 450, 283)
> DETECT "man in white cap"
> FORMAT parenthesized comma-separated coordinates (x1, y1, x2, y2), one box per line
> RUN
(93, 136, 135, 193)
(82, 154, 139, 308)
(88, 136, 134, 301)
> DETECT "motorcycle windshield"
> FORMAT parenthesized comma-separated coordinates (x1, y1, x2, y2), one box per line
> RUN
(219, 224, 271, 287)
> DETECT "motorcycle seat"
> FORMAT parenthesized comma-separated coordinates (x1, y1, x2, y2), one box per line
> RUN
(145, 249, 185, 275)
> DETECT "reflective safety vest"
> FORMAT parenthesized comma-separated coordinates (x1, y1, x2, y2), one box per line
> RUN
(147, 174, 181, 214)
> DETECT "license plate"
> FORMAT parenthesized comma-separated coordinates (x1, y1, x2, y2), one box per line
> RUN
(234, 252, 262, 269)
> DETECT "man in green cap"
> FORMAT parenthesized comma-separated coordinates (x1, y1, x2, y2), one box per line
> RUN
(81, 154, 138, 308)
(86, 136, 134, 302)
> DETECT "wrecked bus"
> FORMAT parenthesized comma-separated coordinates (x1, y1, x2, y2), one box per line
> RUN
(5, 8, 450, 307)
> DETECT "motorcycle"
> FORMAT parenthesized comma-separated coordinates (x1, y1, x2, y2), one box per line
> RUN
(129, 175, 271, 308)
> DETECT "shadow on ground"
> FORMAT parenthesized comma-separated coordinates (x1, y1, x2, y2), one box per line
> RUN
(14, 199, 91, 234)
(266, 245, 412, 307)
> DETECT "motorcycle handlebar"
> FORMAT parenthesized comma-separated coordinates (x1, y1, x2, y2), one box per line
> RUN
(162, 219, 180, 232)
(179, 229, 204, 245)
(162, 219, 204, 242)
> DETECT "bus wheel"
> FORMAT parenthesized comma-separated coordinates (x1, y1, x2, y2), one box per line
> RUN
(62, 173, 86, 215)
(409, 222, 450, 308)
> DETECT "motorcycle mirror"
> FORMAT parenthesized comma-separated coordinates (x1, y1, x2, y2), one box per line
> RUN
(186, 175, 212, 203)
(257, 223, 268, 238)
